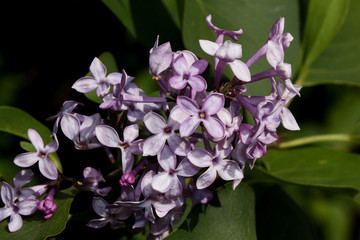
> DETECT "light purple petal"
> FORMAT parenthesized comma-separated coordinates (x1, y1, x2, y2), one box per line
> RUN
(188, 75, 207, 92)
(60, 114, 80, 142)
(189, 59, 208, 75)
(196, 165, 217, 189)
(141, 170, 155, 198)
(13, 170, 33, 188)
(215, 160, 244, 181)
(172, 54, 189, 75)
(280, 107, 300, 131)
(228, 60, 251, 82)
(99, 99, 116, 110)
(72, 77, 98, 93)
(179, 117, 200, 137)
(27, 129, 44, 153)
(121, 151, 134, 174)
(201, 93, 224, 116)
(87, 218, 108, 229)
(8, 213, 22, 232)
(44, 135, 59, 154)
(151, 172, 173, 193)
(176, 158, 200, 177)
(266, 40, 284, 69)
(199, 40, 219, 56)
(158, 145, 176, 171)
(217, 108, 232, 126)
(123, 124, 139, 143)
(142, 134, 166, 156)
(149, 42, 172, 76)
(168, 106, 189, 130)
(95, 125, 121, 148)
(83, 167, 100, 179)
(176, 96, 199, 115)
(96, 81, 110, 98)
(14, 152, 40, 167)
(214, 40, 242, 61)
(92, 197, 107, 217)
(90, 57, 107, 80)
(169, 75, 187, 90)
(269, 17, 284, 40)
(187, 148, 213, 168)
(80, 113, 101, 142)
(168, 134, 191, 156)
(17, 199, 38, 215)
(38, 157, 58, 180)
(1, 182, 14, 206)
(143, 112, 166, 134)
(202, 117, 225, 139)
(0, 207, 12, 222)
(107, 72, 123, 85)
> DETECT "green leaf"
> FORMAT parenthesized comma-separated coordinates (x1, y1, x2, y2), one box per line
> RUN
(84, 52, 119, 104)
(183, 0, 301, 95)
(254, 185, 314, 240)
(263, 146, 360, 201)
(0, 186, 78, 240)
(300, 0, 350, 71)
(299, 0, 360, 86)
(165, 183, 256, 240)
(0, 106, 62, 172)
(101, 0, 183, 49)
(0, 154, 22, 182)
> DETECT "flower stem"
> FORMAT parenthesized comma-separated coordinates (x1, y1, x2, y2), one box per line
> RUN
(275, 134, 360, 149)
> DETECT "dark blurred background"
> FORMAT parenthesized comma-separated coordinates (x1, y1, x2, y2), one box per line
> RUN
(0, 0, 149, 121)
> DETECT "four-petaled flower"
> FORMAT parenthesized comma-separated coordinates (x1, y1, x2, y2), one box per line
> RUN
(0, 182, 38, 232)
(177, 93, 225, 139)
(72, 57, 123, 98)
(14, 129, 59, 180)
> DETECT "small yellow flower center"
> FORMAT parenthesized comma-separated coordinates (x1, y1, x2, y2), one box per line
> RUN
(79, 145, 88, 150)
(164, 126, 172, 133)
(41, 154, 46, 158)
(152, 76, 160, 81)
(122, 143, 129, 149)
(199, 112, 206, 118)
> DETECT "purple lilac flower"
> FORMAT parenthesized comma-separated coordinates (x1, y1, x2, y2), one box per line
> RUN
(200, 39, 251, 88)
(169, 54, 208, 93)
(184, 181, 213, 207)
(37, 188, 57, 219)
(46, 100, 81, 134)
(60, 113, 103, 150)
(12, 169, 47, 201)
(99, 69, 127, 111)
(115, 170, 179, 224)
(76, 167, 112, 196)
(95, 124, 142, 174)
(142, 106, 191, 156)
(0, 182, 38, 232)
(149, 37, 172, 80)
(236, 78, 301, 132)
(177, 93, 225, 139)
(187, 144, 244, 190)
(14, 129, 58, 180)
(120, 82, 161, 122)
(86, 197, 130, 230)
(72, 57, 123, 98)
(216, 108, 242, 147)
(151, 146, 199, 195)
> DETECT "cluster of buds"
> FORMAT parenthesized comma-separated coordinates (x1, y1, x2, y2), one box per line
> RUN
(0, 15, 300, 238)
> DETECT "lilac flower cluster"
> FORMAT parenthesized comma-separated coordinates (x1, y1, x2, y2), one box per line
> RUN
(0, 15, 300, 238)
